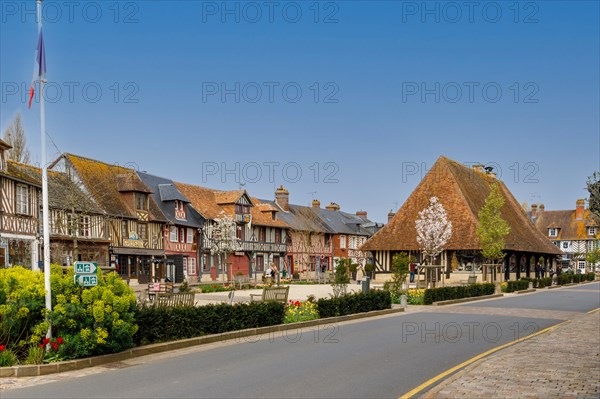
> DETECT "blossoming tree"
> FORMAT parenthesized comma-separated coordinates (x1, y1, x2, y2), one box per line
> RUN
(415, 197, 453, 287)
(208, 212, 241, 282)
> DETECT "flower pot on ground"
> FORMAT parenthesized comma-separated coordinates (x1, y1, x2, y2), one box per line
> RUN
(348, 262, 358, 281)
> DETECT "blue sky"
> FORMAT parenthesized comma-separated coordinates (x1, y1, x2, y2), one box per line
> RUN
(1, 0, 599, 223)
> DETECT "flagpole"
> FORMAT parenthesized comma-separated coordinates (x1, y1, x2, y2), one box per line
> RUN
(37, 0, 52, 339)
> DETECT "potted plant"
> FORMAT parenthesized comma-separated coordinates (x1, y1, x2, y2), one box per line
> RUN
(348, 262, 358, 281)
(364, 263, 374, 278)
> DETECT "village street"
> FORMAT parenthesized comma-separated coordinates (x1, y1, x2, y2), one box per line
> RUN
(2, 282, 598, 399)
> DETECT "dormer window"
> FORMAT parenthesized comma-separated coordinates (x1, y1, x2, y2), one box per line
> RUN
(548, 228, 558, 237)
(588, 227, 597, 236)
(174, 200, 186, 220)
(135, 193, 148, 211)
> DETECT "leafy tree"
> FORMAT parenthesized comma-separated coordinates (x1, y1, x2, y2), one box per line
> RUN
(476, 183, 511, 280)
(587, 172, 600, 223)
(3, 112, 31, 163)
(585, 248, 600, 272)
(331, 258, 349, 298)
(385, 253, 411, 302)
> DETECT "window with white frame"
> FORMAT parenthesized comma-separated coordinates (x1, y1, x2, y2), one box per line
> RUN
(16, 184, 29, 215)
(79, 216, 91, 238)
(562, 241, 569, 249)
(548, 228, 557, 237)
(169, 226, 178, 242)
(188, 257, 197, 275)
(349, 236, 356, 249)
(187, 228, 194, 244)
(588, 227, 597, 236)
(587, 240, 596, 252)
(578, 261, 586, 269)
(340, 235, 347, 249)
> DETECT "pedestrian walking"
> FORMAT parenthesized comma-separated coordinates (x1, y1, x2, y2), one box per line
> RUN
(409, 262, 416, 283)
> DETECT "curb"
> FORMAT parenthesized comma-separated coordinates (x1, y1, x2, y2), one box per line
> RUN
(0, 307, 403, 378)
(432, 293, 504, 306)
(515, 288, 537, 294)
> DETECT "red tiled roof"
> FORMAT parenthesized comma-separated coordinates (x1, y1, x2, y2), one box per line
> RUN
(362, 156, 562, 255)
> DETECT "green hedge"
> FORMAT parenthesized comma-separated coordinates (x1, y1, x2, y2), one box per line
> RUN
(505, 279, 531, 293)
(317, 290, 391, 318)
(134, 302, 285, 345)
(556, 273, 595, 285)
(423, 283, 495, 305)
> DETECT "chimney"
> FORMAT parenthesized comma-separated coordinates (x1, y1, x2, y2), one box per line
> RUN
(576, 199, 585, 220)
(539, 204, 545, 212)
(325, 202, 340, 211)
(388, 209, 396, 223)
(274, 185, 289, 212)
(311, 199, 321, 208)
(531, 204, 538, 219)
(356, 210, 368, 220)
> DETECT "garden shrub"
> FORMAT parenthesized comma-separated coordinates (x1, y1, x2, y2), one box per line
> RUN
(504, 279, 530, 293)
(0, 265, 138, 363)
(423, 283, 495, 305)
(134, 301, 285, 345)
(316, 290, 391, 318)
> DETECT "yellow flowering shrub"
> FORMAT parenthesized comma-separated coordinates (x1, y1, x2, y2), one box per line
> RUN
(0, 265, 138, 362)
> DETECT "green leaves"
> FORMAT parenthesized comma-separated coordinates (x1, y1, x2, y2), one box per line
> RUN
(477, 183, 511, 262)
(423, 283, 495, 304)
(317, 290, 391, 318)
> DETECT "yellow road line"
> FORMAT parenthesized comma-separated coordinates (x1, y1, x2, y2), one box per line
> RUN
(587, 307, 600, 314)
(399, 319, 572, 399)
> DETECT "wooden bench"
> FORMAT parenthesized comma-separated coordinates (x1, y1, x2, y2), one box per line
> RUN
(147, 282, 174, 301)
(249, 286, 290, 303)
(153, 292, 195, 307)
(234, 275, 252, 290)
(460, 275, 478, 286)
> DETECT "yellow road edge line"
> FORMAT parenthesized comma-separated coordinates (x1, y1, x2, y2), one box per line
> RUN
(587, 307, 600, 314)
(398, 319, 572, 399)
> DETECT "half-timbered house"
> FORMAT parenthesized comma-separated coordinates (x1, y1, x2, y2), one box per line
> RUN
(267, 186, 381, 276)
(0, 140, 40, 269)
(361, 156, 563, 281)
(137, 172, 205, 283)
(9, 161, 110, 266)
(533, 200, 599, 273)
(51, 154, 167, 283)
(175, 183, 288, 281)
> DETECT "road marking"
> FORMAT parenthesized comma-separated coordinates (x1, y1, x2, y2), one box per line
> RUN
(587, 307, 600, 314)
(398, 319, 572, 399)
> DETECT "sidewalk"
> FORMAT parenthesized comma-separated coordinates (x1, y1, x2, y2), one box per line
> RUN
(130, 281, 371, 305)
(422, 309, 600, 398)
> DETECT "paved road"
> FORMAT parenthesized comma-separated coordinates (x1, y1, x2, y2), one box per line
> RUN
(3, 282, 599, 399)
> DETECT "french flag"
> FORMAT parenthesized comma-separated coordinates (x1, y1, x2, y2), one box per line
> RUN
(28, 29, 46, 109)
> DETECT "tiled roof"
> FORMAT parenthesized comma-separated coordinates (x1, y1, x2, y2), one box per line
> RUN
(249, 198, 287, 228)
(175, 182, 226, 220)
(312, 207, 374, 236)
(2, 161, 41, 187)
(64, 154, 166, 222)
(158, 184, 189, 202)
(8, 161, 103, 214)
(215, 190, 250, 205)
(269, 202, 334, 234)
(362, 156, 562, 255)
(535, 209, 598, 240)
(174, 182, 287, 228)
(137, 171, 203, 228)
